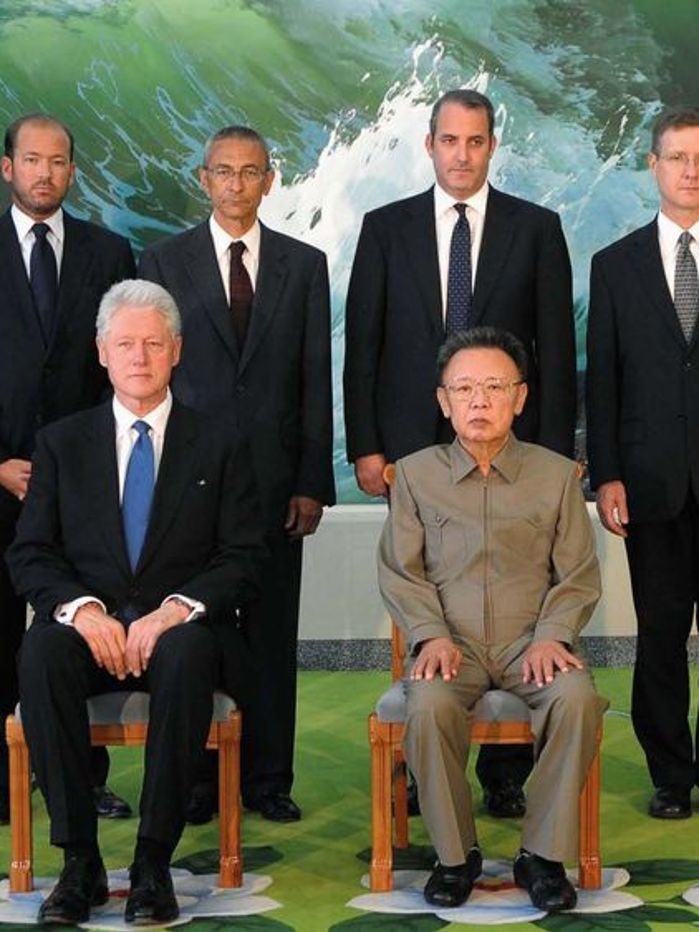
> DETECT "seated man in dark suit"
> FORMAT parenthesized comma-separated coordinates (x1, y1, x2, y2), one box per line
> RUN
(378, 327, 606, 912)
(7, 279, 265, 926)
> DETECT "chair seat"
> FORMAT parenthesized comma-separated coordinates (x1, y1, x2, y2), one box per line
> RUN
(376, 681, 530, 724)
(14, 690, 236, 726)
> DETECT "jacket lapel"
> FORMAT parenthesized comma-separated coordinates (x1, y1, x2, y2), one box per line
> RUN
(52, 212, 92, 352)
(184, 223, 240, 364)
(136, 403, 198, 572)
(239, 223, 287, 374)
(85, 404, 131, 574)
(0, 210, 46, 347)
(400, 189, 443, 337)
(630, 220, 687, 349)
(470, 187, 516, 325)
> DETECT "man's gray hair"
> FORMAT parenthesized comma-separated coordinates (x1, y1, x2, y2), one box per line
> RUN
(96, 279, 182, 338)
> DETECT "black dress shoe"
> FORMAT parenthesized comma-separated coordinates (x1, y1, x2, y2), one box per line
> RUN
(513, 849, 577, 912)
(125, 858, 179, 925)
(424, 847, 483, 908)
(38, 854, 109, 924)
(245, 791, 301, 822)
(93, 784, 133, 819)
(649, 787, 691, 819)
(483, 780, 526, 818)
(185, 782, 218, 825)
(407, 779, 421, 816)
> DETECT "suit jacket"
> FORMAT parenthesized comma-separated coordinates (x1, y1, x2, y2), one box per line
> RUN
(138, 221, 335, 528)
(343, 186, 575, 462)
(586, 219, 699, 523)
(6, 400, 266, 691)
(0, 208, 135, 527)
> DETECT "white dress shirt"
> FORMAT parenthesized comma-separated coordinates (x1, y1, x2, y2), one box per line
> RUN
(433, 180, 490, 318)
(657, 210, 699, 300)
(209, 214, 260, 301)
(11, 203, 64, 278)
(55, 390, 204, 624)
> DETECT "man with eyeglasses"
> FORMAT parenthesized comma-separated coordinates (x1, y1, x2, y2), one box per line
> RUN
(139, 125, 334, 824)
(379, 325, 605, 912)
(587, 105, 699, 820)
(344, 88, 576, 817)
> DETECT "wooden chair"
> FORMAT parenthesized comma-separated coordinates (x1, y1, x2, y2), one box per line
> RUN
(369, 465, 603, 892)
(6, 690, 242, 893)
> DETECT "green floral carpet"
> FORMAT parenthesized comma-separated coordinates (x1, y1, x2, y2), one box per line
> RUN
(1, 669, 698, 930)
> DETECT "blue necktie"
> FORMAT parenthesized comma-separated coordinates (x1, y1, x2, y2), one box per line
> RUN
(122, 421, 154, 571)
(29, 222, 58, 342)
(445, 203, 472, 335)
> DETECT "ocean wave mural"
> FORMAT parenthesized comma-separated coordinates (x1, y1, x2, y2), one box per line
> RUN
(0, 0, 692, 501)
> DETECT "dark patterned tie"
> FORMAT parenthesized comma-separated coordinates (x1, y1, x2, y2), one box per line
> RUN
(445, 203, 472, 335)
(29, 222, 58, 341)
(229, 241, 253, 346)
(674, 231, 699, 341)
(122, 421, 155, 571)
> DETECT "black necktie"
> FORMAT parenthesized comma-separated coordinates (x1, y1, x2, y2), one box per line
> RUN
(445, 203, 472, 335)
(29, 222, 58, 341)
(229, 241, 253, 347)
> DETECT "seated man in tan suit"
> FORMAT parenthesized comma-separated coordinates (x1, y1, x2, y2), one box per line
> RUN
(378, 326, 607, 913)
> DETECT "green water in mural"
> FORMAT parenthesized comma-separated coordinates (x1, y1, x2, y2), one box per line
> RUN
(0, 0, 692, 500)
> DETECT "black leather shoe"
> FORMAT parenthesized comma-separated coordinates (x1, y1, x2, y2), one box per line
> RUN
(93, 785, 133, 819)
(125, 858, 178, 925)
(38, 854, 108, 924)
(649, 787, 691, 819)
(483, 780, 526, 818)
(407, 779, 421, 816)
(185, 782, 218, 825)
(245, 791, 301, 822)
(513, 849, 577, 912)
(424, 847, 483, 908)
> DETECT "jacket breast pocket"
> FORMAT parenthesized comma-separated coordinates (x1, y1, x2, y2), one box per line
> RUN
(422, 512, 467, 576)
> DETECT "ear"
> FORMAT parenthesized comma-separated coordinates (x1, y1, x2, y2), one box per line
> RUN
(67, 162, 76, 188)
(436, 385, 451, 418)
(96, 337, 107, 368)
(648, 151, 658, 177)
(261, 169, 275, 197)
(424, 132, 434, 159)
(1, 156, 12, 184)
(198, 166, 211, 197)
(513, 382, 528, 416)
(172, 335, 183, 367)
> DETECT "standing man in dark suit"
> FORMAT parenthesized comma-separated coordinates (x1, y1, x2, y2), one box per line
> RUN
(139, 125, 334, 823)
(7, 279, 265, 925)
(343, 89, 576, 816)
(0, 113, 136, 823)
(587, 105, 699, 820)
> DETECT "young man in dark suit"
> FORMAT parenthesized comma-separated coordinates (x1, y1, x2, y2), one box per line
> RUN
(0, 113, 136, 822)
(7, 279, 265, 925)
(587, 105, 699, 820)
(139, 126, 335, 823)
(343, 89, 577, 816)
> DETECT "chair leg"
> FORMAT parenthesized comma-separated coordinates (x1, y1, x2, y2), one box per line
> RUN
(578, 733, 602, 890)
(393, 751, 409, 849)
(369, 715, 394, 892)
(217, 711, 243, 888)
(6, 716, 33, 893)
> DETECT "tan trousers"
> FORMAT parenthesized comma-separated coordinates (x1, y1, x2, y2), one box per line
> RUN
(403, 634, 608, 866)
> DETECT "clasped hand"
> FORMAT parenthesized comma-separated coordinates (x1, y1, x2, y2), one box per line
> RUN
(74, 601, 190, 679)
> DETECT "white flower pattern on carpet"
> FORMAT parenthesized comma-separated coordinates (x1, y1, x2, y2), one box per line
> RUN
(349, 861, 640, 925)
(0, 868, 280, 929)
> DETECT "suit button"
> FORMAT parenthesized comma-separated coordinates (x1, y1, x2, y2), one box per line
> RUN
(685, 361, 692, 370)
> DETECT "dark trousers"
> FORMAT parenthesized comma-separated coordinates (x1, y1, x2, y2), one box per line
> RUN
(240, 532, 302, 800)
(19, 620, 217, 850)
(625, 488, 699, 790)
(0, 531, 26, 804)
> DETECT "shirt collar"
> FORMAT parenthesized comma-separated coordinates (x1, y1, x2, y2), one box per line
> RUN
(112, 389, 172, 438)
(657, 210, 699, 249)
(448, 432, 521, 483)
(208, 214, 261, 263)
(11, 203, 64, 244)
(433, 180, 490, 221)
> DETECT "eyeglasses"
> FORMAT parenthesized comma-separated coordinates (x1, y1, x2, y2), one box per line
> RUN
(658, 152, 699, 170)
(440, 378, 524, 401)
(206, 165, 268, 183)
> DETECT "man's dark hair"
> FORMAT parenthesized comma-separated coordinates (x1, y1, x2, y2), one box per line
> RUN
(429, 90, 495, 138)
(650, 106, 699, 155)
(436, 326, 529, 383)
(4, 113, 74, 160)
(202, 125, 271, 170)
